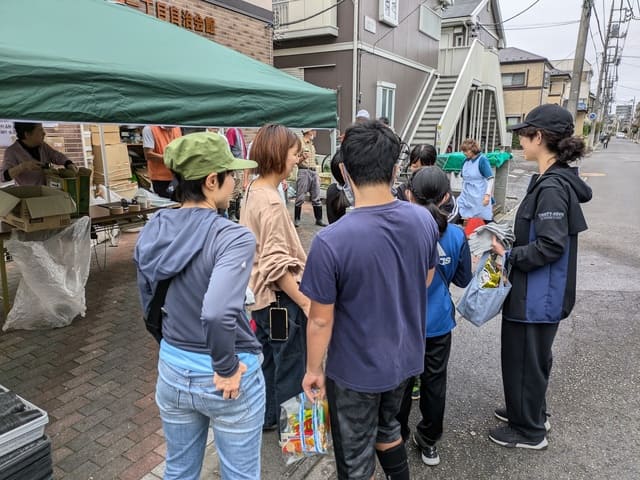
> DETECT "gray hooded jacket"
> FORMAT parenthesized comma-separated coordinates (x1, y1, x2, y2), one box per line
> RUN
(134, 208, 261, 376)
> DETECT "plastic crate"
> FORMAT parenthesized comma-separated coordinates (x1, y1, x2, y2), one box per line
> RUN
(436, 153, 466, 172)
(0, 435, 51, 480)
(0, 386, 48, 458)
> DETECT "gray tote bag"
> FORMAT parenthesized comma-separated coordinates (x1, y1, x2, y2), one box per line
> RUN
(457, 253, 511, 327)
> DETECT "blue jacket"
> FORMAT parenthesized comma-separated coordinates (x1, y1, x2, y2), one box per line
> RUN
(503, 164, 592, 324)
(426, 224, 472, 337)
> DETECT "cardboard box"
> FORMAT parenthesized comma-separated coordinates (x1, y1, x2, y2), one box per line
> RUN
(0, 186, 77, 232)
(89, 124, 120, 134)
(45, 172, 92, 217)
(45, 136, 65, 152)
(93, 167, 133, 185)
(92, 143, 132, 178)
(110, 181, 139, 200)
(91, 132, 121, 146)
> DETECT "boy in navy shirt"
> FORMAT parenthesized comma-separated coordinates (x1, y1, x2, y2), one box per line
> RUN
(301, 121, 439, 479)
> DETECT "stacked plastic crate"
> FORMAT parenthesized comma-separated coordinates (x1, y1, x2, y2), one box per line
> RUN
(0, 386, 51, 479)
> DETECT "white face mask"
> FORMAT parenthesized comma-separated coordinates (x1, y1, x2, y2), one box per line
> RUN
(339, 164, 355, 207)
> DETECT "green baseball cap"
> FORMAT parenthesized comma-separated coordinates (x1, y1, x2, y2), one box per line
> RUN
(164, 132, 257, 180)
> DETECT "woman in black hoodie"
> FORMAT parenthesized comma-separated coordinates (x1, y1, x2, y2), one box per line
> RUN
(489, 104, 592, 450)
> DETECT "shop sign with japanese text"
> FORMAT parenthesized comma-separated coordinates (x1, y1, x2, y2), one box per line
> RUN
(118, 0, 215, 35)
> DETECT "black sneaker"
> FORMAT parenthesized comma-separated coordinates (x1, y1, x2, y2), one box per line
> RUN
(488, 425, 548, 450)
(494, 408, 551, 432)
(412, 433, 440, 466)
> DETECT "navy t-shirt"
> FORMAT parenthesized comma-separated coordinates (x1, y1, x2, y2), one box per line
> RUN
(300, 200, 439, 393)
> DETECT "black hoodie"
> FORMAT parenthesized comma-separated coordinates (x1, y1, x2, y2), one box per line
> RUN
(503, 163, 593, 323)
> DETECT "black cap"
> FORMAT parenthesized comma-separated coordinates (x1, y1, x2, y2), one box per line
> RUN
(509, 104, 575, 135)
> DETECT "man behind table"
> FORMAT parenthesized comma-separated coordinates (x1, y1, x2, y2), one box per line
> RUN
(2, 123, 77, 186)
(142, 125, 182, 198)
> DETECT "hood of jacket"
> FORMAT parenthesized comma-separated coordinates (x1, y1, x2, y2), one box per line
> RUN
(529, 163, 592, 235)
(134, 208, 219, 284)
(531, 164, 593, 203)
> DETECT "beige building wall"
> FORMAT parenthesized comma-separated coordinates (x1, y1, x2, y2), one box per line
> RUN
(501, 62, 549, 121)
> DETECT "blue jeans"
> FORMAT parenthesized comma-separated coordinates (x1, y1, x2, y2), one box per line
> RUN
(252, 293, 307, 427)
(156, 358, 266, 480)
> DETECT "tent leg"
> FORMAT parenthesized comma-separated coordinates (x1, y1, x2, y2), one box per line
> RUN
(98, 125, 111, 203)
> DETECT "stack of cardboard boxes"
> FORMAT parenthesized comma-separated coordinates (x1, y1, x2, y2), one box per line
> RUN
(90, 126, 138, 199)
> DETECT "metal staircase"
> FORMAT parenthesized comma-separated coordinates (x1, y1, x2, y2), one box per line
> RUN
(412, 76, 457, 146)
(407, 40, 507, 152)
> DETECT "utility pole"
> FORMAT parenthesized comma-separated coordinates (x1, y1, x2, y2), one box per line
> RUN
(567, 0, 593, 119)
(593, 0, 616, 139)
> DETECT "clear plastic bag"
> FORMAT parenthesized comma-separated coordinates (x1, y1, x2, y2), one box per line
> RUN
(3, 217, 91, 331)
(279, 393, 332, 465)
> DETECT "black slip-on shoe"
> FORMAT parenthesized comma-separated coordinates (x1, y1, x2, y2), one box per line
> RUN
(494, 407, 551, 432)
(488, 425, 548, 450)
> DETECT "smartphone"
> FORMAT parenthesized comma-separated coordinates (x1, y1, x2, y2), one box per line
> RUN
(269, 308, 288, 341)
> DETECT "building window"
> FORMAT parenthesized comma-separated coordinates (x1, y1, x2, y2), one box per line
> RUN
(419, 6, 441, 40)
(502, 72, 526, 87)
(379, 0, 399, 27)
(376, 81, 396, 128)
(543, 72, 550, 89)
(506, 116, 521, 127)
(454, 32, 465, 47)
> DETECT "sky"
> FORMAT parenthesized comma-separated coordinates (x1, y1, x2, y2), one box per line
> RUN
(498, 0, 640, 107)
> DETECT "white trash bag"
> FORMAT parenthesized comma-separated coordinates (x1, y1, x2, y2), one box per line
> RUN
(3, 217, 92, 331)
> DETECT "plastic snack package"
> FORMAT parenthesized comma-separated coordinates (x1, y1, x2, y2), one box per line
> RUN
(479, 255, 503, 288)
(279, 393, 332, 465)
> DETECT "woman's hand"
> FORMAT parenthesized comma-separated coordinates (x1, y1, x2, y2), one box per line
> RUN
(483, 194, 491, 206)
(214, 362, 247, 400)
(491, 236, 506, 256)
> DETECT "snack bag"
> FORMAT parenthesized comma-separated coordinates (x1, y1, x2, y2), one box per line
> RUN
(279, 393, 332, 465)
(479, 255, 503, 288)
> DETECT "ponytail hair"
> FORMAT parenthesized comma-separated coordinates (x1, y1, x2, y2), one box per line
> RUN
(408, 166, 450, 235)
(556, 136, 586, 164)
(515, 126, 585, 164)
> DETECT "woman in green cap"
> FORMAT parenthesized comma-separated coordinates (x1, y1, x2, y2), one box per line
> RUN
(134, 132, 265, 479)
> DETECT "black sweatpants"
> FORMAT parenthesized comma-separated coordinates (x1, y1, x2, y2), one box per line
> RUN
(397, 333, 452, 445)
(501, 319, 559, 440)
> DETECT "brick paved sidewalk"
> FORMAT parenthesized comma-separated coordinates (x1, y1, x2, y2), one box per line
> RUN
(0, 203, 326, 480)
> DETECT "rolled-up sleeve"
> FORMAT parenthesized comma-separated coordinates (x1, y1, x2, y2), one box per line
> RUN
(256, 205, 304, 289)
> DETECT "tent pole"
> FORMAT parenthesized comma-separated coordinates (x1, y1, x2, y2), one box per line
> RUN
(98, 124, 111, 203)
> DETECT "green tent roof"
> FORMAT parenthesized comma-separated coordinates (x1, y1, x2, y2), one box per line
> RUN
(0, 0, 337, 128)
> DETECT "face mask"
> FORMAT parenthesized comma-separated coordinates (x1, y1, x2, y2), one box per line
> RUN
(339, 164, 355, 207)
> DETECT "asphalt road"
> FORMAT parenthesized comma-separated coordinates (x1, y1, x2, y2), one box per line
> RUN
(204, 140, 640, 479)
(392, 138, 640, 479)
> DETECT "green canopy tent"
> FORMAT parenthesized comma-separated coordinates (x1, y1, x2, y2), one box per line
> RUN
(0, 0, 337, 128)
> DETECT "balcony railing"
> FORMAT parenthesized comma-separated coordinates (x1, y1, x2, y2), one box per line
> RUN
(273, 0, 338, 39)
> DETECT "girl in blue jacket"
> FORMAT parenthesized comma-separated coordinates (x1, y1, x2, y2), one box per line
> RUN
(396, 166, 472, 467)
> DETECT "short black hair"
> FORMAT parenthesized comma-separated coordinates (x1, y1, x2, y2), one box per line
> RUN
(172, 171, 229, 203)
(410, 144, 437, 167)
(340, 121, 400, 187)
(330, 151, 344, 186)
(378, 116, 390, 125)
(14, 122, 40, 140)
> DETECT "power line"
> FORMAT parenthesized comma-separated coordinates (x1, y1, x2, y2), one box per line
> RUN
(592, 1, 606, 46)
(502, 20, 581, 31)
(372, 0, 433, 50)
(479, 0, 543, 28)
(500, 0, 543, 24)
(276, 0, 344, 28)
(617, 84, 640, 91)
